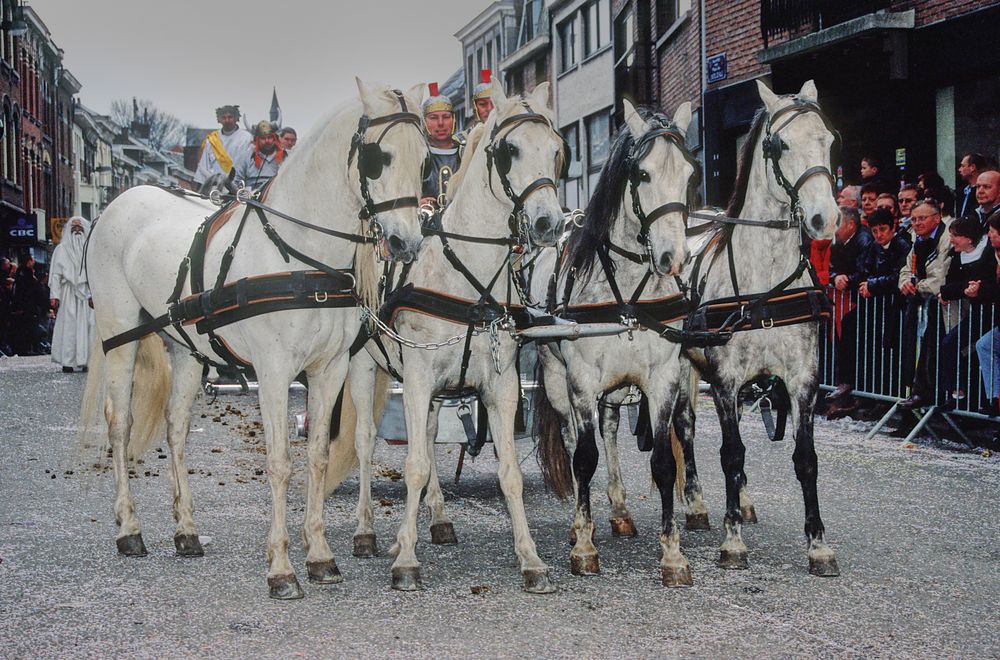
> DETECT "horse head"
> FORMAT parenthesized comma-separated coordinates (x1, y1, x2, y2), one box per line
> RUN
(354, 78, 429, 263)
(755, 79, 838, 241)
(620, 99, 695, 276)
(483, 82, 565, 247)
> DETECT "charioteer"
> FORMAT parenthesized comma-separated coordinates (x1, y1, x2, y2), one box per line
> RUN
(233, 120, 286, 192)
(194, 104, 253, 187)
(420, 82, 461, 209)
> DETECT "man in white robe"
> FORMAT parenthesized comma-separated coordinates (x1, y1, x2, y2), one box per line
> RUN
(49, 217, 95, 372)
(194, 104, 253, 186)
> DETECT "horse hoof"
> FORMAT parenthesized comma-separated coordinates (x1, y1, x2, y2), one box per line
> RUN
(809, 556, 840, 577)
(685, 513, 711, 531)
(267, 574, 305, 600)
(353, 534, 378, 558)
(430, 522, 458, 545)
(116, 534, 147, 557)
(391, 566, 422, 591)
(609, 516, 637, 537)
(306, 560, 343, 584)
(661, 564, 694, 587)
(718, 549, 749, 570)
(570, 552, 600, 576)
(522, 569, 557, 594)
(174, 534, 204, 557)
(740, 506, 759, 524)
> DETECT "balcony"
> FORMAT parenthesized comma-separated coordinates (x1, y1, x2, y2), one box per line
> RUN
(761, 0, 894, 46)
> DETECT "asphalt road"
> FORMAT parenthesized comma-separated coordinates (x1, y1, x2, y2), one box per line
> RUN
(1, 355, 998, 658)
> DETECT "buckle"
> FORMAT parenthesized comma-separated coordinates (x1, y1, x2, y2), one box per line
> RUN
(314, 291, 329, 303)
(761, 318, 774, 329)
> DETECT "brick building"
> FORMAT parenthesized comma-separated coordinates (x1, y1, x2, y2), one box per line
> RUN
(701, 0, 1000, 206)
(499, 0, 552, 96)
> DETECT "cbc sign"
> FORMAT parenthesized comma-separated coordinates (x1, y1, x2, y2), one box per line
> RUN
(1, 212, 39, 245)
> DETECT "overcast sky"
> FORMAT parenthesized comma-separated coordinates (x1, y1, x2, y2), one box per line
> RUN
(30, 0, 484, 134)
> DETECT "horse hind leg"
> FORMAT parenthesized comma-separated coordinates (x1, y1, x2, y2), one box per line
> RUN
(568, 397, 601, 578)
(300, 357, 351, 586)
(165, 349, 206, 557)
(599, 390, 637, 537)
(713, 387, 750, 570)
(423, 400, 457, 545)
(648, 391, 692, 587)
(482, 382, 555, 593)
(672, 373, 710, 531)
(104, 341, 147, 556)
(257, 370, 305, 599)
(348, 354, 379, 558)
(739, 473, 758, 524)
(789, 385, 839, 577)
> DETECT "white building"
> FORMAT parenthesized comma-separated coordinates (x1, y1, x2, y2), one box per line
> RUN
(72, 104, 117, 221)
(454, 1, 517, 127)
(549, 0, 614, 210)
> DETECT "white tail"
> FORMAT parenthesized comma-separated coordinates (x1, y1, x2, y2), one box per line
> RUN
(324, 367, 390, 495)
(79, 334, 172, 461)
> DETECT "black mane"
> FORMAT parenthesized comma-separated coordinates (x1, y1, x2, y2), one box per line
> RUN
(726, 108, 767, 217)
(564, 107, 674, 281)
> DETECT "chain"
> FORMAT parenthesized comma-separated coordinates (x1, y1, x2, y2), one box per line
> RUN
(359, 305, 469, 350)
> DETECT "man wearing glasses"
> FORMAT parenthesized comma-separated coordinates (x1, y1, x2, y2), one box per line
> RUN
(897, 200, 952, 409)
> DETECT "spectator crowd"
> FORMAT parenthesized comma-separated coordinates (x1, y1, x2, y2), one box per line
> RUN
(819, 153, 1000, 428)
(1, 255, 53, 358)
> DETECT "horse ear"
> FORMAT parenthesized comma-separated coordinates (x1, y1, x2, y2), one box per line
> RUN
(755, 79, 779, 112)
(406, 82, 425, 109)
(672, 102, 693, 135)
(356, 77, 378, 114)
(623, 98, 646, 137)
(491, 83, 509, 109)
(798, 79, 818, 102)
(530, 82, 551, 108)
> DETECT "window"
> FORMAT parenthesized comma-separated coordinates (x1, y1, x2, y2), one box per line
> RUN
(656, 0, 691, 38)
(534, 57, 547, 84)
(614, 9, 635, 67)
(585, 110, 611, 172)
(584, 0, 611, 57)
(558, 17, 576, 73)
(562, 123, 580, 174)
(519, 0, 544, 46)
(1, 103, 8, 180)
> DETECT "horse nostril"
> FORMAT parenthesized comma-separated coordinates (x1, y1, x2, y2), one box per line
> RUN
(387, 234, 406, 254)
(534, 214, 553, 234)
(811, 213, 826, 231)
(659, 251, 674, 273)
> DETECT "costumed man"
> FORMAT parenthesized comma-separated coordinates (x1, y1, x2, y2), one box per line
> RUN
(471, 69, 495, 124)
(421, 82, 461, 209)
(233, 120, 286, 192)
(49, 217, 95, 373)
(194, 104, 253, 186)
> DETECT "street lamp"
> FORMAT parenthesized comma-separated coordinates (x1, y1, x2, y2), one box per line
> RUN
(2, 0, 28, 38)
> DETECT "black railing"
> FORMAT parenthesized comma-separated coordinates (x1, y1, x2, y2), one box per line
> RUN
(761, 0, 894, 46)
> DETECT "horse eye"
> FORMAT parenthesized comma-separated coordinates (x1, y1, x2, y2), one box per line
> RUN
(508, 144, 520, 157)
(382, 152, 392, 167)
(638, 169, 651, 183)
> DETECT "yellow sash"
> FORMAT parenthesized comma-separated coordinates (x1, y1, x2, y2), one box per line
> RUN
(205, 130, 234, 173)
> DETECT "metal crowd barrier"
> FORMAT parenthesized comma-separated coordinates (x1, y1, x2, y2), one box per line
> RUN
(819, 287, 999, 445)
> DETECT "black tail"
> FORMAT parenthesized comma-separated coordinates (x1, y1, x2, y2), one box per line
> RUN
(533, 376, 574, 499)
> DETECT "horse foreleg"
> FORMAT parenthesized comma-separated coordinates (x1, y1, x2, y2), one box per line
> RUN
(599, 389, 636, 537)
(423, 400, 456, 545)
(390, 376, 433, 591)
(568, 391, 600, 577)
(789, 381, 839, 577)
(482, 378, 555, 594)
(648, 387, 692, 587)
(349, 354, 380, 558)
(105, 342, 145, 556)
(301, 356, 349, 586)
(165, 350, 205, 556)
(258, 372, 303, 599)
(713, 386, 749, 570)
(673, 367, 710, 531)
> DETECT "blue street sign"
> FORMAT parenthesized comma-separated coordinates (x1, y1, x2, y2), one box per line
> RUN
(707, 54, 727, 84)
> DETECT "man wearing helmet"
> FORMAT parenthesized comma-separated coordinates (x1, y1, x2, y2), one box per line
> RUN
(233, 120, 286, 191)
(194, 105, 253, 185)
(421, 82, 461, 208)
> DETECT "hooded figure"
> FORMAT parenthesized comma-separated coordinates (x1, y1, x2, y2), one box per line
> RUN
(49, 217, 95, 371)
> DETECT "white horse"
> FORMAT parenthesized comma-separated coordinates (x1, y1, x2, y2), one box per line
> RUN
(533, 100, 697, 586)
(81, 80, 429, 600)
(328, 83, 565, 593)
(674, 80, 840, 576)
